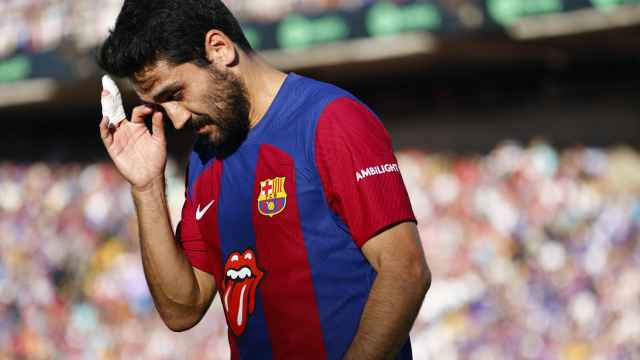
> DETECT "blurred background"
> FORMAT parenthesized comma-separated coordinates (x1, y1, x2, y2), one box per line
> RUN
(1, 0, 640, 359)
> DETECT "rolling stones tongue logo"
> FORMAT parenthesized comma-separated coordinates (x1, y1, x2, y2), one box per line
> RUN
(221, 249, 265, 336)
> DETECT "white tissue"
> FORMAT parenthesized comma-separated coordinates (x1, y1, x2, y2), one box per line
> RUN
(101, 75, 126, 126)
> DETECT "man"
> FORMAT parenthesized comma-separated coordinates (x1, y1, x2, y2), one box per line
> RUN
(97, 1, 430, 359)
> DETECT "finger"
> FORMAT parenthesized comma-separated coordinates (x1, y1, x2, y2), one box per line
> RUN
(131, 105, 153, 124)
(101, 75, 126, 125)
(151, 111, 165, 142)
(99, 117, 113, 147)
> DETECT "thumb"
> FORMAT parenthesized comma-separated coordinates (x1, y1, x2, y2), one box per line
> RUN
(151, 111, 166, 142)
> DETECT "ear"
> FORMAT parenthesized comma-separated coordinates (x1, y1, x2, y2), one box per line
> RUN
(204, 30, 236, 67)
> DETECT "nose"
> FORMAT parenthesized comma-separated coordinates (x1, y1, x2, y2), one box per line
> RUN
(162, 102, 191, 130)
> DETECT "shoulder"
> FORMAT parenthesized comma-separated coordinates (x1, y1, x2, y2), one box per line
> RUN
(311, 94, 389, 157)
(289, 74, 382, 136)
(288, 73, 350, 99)
(286, 74, 357, 121)
(287, 75, 382, 144)
(316, 97, 384, 131)
(280, 74, 368, 161)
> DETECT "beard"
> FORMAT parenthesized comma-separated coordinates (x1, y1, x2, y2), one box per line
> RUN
(191, 65, 251, 158)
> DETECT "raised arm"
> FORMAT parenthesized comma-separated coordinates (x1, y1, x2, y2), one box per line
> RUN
(131, 175, 217, 331)
(99, 103, 216, 331)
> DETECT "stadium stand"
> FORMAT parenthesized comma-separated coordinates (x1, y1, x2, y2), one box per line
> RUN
(1, 0, 639, 359)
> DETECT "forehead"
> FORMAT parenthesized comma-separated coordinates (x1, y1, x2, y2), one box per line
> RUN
(134, 61, 208, 102)
(133, 61, 177, 95)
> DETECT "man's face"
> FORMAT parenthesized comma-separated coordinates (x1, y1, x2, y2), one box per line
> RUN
(135, 60, 250, 152)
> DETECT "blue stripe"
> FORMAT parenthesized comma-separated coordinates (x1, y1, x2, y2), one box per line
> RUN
(218, 145, 273, 360)
(287, 83, 373, 359)
(187, 140, 216, 200)
(296, 177, 377, 359)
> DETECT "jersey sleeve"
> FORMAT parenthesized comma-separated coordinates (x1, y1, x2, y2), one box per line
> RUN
(314, 97, 416, 248)
(177, 181, 215, 275)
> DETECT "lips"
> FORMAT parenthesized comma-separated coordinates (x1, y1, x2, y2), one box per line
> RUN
(196, 124, 211, 134)
(221, 249, 264, 336)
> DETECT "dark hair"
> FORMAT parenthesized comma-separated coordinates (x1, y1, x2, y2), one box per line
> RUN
(97, 0, 252, 78)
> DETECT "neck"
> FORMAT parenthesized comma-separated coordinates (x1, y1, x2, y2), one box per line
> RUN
(238, 53, 287, 128)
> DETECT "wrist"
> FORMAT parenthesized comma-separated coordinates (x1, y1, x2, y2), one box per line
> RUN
(131, 175, 166, 196)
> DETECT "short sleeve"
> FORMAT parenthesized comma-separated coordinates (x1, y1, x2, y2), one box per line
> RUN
(314, 97, 416, 248)
(177, 190, 215, 274)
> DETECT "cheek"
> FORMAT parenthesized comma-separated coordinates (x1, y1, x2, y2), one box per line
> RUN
(204, 96, 230, 115)
(185, 98, 215, 117)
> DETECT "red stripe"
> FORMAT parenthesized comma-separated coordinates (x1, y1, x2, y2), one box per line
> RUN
(193, 160, 225, 291)
(252, 144, 327, 359)
(193, 161, 241, 356)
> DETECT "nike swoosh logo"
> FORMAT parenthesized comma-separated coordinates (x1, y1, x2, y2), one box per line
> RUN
(195, 200, 215, 221)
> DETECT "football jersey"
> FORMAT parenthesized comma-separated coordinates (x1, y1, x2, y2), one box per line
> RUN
(177, 73, 416, 360)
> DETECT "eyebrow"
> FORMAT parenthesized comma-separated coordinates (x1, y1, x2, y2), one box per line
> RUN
(150, 81, 182, 103)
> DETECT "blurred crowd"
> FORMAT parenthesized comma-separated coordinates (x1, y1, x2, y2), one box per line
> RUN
(401, 142, 640, 359)
(0, 0, 121, 58)
(0, 0, 376, 59)
(1, 142, 639, 359)
(0, 160, 230, 359)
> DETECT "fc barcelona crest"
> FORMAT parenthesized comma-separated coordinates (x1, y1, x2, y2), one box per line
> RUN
(257, 177, 287, 217)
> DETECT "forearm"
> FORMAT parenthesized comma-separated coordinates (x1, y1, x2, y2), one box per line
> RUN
(132, 176, 205, 328)
(343, 265, 430, 360)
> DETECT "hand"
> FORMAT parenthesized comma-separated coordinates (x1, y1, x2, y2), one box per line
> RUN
(99, 105, 167, 190)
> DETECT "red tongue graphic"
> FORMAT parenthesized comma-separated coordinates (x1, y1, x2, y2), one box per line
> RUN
(224, 278, 254, 336)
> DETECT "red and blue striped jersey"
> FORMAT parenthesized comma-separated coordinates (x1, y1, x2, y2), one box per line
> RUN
(177, 73, 416, 360)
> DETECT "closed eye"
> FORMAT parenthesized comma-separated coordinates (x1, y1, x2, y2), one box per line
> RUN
(141, 101, 163, 112)
(141, 90, 182, 110)
(151, 81, 184, 104)
(170, 91, 183, 102)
